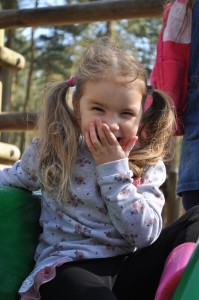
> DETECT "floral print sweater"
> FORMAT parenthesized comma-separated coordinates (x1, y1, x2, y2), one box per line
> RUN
(0, 138, 166, 298)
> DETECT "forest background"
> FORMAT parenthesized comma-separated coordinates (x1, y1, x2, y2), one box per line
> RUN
(0, 0, 163, 152)
(0, 0, 182, 223)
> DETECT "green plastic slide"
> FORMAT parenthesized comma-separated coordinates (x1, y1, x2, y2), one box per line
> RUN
(0, 186, 41, 300)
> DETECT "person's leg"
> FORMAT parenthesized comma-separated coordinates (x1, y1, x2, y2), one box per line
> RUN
(177, 0, 199, 211)
(40, 256, 125, 300)
(182, 190, 199, 211)
(113, 206, 199, 300)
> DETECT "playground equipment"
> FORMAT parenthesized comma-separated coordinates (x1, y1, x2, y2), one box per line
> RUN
(0, 28, 25, 170)
(155, 242, 196, 300)
(0, 141, 21, 169)
(172, 239, 199, 300)
(0, 187, 41, 300)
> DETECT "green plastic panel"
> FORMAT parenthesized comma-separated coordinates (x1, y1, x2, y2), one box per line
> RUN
(0, 187, 41, 300)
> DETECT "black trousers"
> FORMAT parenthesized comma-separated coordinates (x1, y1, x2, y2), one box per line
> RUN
(40, 206, 199, 300)
(182, 190, 199, 211)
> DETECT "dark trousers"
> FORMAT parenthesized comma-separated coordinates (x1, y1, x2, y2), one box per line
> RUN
(182, 190, 199, 211)
(40, 206, 199, 300)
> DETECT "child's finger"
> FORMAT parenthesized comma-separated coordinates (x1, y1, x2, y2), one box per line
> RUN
(95, 119, 118, 146)
(123, 136, 138, 154)
(89, 122, 101, 146)
(85, 123, 102, 152)
(101, 123, 118, 145)
(85, 131, 96, 152)
(95, 119, 108, 145)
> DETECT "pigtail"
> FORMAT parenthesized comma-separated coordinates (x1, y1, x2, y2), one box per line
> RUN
(37, 82, 81, 199)
(129, 89, 176, 178)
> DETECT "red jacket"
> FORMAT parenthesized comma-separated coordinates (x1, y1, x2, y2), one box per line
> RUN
(150, 0, 192, 135)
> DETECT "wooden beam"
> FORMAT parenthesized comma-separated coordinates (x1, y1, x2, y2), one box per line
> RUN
(0, 112, 38, 131)
(0, 0, 163, 29)
(0, 46, 25, 71)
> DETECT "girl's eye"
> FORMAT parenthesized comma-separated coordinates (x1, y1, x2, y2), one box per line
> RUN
(122, 112, 134, 116)
(92, 107, 104, 112)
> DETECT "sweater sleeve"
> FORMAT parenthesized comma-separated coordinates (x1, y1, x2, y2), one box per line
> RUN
(0, 138, 41, 191)
(96, 158, 166, 250)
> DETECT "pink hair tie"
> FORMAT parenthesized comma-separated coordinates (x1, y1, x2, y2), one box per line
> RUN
(67, 76, 75, 87)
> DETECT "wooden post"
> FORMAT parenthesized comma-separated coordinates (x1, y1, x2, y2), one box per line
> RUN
(163, 138, 184, 225)
(0, 33, 25, 134)
(0, 141, 20, 162)
(0, 29, 4, 113)
(0, 45, 25, 71)
(0, 29, 4, 141)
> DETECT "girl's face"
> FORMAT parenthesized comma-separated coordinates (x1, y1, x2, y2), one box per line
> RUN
(73, 79, 144, 149)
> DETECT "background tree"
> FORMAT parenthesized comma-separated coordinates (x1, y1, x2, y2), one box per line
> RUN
(1, 0, 161, 149)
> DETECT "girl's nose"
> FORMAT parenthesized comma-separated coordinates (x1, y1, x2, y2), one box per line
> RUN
(104, 118, 120, 132)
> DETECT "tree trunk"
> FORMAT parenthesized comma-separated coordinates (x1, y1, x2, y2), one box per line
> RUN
(19, 0, 37, 153)
(106, 21, 115, 38)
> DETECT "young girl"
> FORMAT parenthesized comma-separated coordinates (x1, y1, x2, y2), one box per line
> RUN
(0, 37, 199, 300)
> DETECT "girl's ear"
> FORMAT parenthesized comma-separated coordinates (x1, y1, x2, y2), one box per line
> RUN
(73, 99, 81, 121)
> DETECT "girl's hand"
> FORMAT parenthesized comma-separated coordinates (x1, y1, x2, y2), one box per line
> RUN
(85, 119, 138, 166)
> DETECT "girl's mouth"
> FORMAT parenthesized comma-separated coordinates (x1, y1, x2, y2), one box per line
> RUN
(117, 137, 122, 144)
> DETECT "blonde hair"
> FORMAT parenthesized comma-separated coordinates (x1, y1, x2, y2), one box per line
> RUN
(37, 83, 81, 199)
(37, 37, 176, 199)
